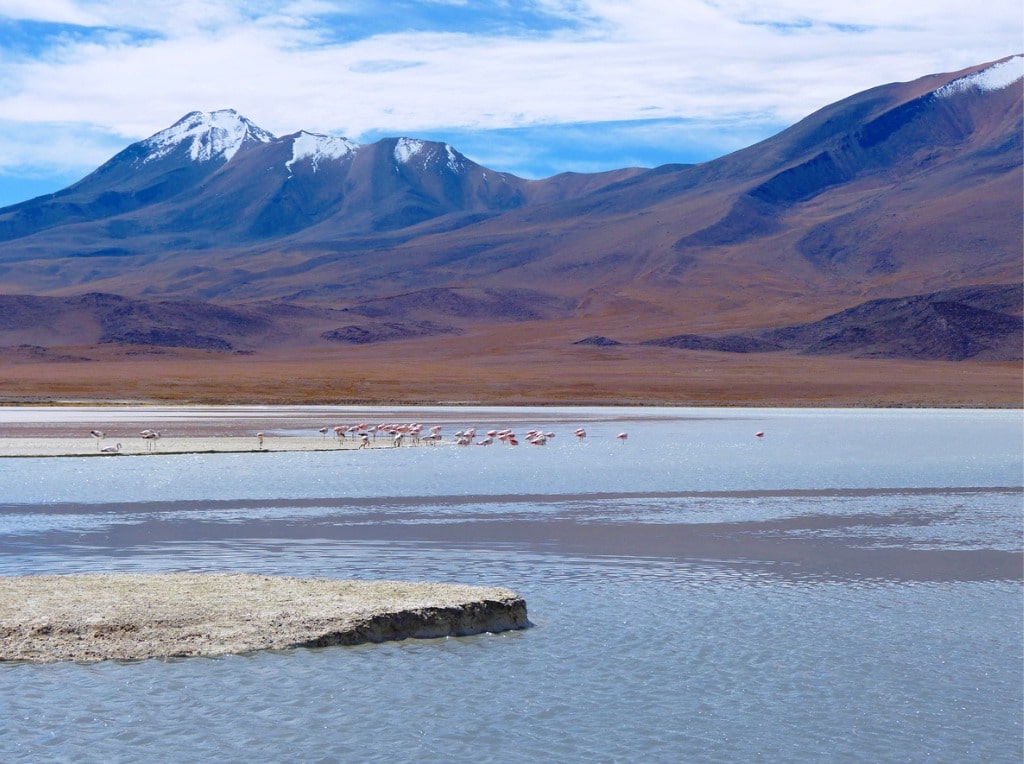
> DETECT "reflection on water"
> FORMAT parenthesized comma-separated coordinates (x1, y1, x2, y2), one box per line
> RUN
(1, 407, 1021, 763)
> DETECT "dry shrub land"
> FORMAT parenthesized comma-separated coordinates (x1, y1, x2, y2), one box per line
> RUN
(1, 336, 1019, 407)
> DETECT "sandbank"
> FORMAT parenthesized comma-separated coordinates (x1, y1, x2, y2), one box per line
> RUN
(0, 573, 529, 662)
(0, 435, 448, 457)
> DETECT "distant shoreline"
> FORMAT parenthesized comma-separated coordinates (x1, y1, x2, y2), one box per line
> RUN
(0, 435, 454, 458)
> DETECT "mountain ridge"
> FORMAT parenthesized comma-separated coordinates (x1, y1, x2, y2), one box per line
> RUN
(0, 55, 1020, 374)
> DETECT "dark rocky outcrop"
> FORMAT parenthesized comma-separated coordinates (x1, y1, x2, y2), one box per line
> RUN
(640, 284, 1023, 361)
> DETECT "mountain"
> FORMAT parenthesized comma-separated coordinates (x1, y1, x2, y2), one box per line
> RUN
(0, 56, 1020, 374)
(0, 109, 639, 269)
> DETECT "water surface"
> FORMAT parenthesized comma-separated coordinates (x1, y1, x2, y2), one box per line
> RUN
(1, 407, 1021, 762)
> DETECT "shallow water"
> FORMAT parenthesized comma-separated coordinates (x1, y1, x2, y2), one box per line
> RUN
(1, 407, 1021, 762)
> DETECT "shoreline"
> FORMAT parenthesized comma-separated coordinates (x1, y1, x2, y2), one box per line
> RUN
(1, 397, 1020, 409)
(0, 435, 452, 458)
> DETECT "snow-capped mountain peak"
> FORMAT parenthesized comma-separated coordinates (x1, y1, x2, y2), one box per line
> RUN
(394, 137, 468, 173)
(286, 131, 360, 175)
(935, 55, 1023, 98)
(140, 109, 275, 165)
(394, 137, 426, 164)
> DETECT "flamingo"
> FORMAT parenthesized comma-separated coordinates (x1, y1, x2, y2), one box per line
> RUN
(100, 442, 122, 454)
(89, 430, 105, 450)
(392, 432, 404, 448)
(475, 436, 493, 446)
(140, 429, 161, 451)
(358, 432, 370, 449)
(318, 427, 329, 438)
(574, 428, 587, 440)
(616, 432, 628, 443)
(256, 432, 264, 450)
(755, 431, 765, 438)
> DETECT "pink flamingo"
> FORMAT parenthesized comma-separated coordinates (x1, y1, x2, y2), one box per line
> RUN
(616, 432, 628, 443)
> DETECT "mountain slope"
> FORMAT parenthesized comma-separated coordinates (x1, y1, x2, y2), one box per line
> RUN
(636, 284, 1023, 361)
(0, 57, 1019, 366)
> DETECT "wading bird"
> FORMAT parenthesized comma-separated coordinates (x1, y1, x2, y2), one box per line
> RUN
(140, 429, 161, 451)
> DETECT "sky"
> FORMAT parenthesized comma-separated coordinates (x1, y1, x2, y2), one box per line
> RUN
(0, 1, 1020, 207)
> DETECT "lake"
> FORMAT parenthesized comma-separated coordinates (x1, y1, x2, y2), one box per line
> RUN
(1, 406, 1021, 762)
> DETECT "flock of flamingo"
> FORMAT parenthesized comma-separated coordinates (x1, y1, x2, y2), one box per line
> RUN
(310, 422, 630, 448)
(85, 423, 767, 454)
(87, 423, 630, 453)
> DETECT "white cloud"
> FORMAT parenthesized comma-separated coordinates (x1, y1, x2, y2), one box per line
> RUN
(0, 0, 1019, 181)
(0, 0, 102, 26)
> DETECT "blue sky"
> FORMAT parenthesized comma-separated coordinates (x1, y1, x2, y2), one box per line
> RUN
(0, 1, 1020, 207)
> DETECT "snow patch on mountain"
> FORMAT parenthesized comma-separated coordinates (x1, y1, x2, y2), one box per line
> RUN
(141, 110, 275, 164)
(936, 55, 1023, 98)
(286, 131, 359, 175)
(394, 138, 425, 164)
(445, 144, 466, 173)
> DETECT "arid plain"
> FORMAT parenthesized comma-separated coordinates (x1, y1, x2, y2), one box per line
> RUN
(1, 331, 1019, 408)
